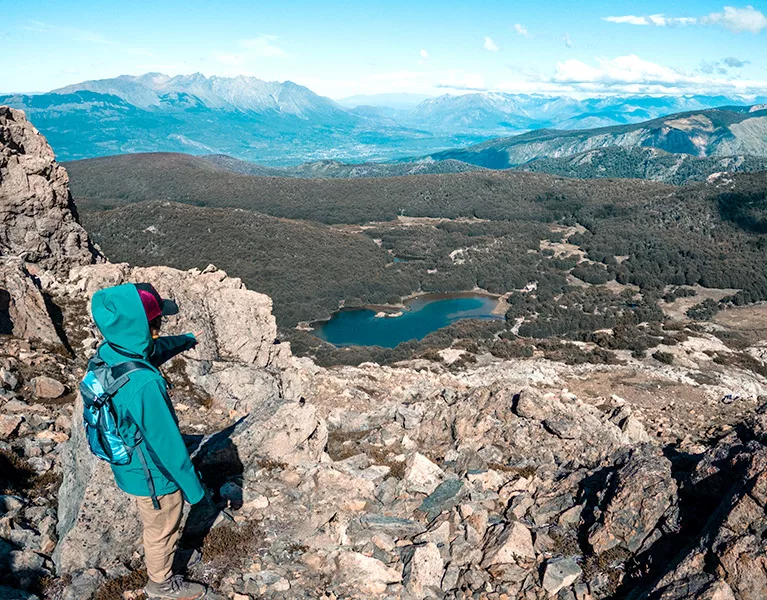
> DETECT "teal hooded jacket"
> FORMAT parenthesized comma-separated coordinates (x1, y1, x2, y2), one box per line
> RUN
(90, 283, 205, 504)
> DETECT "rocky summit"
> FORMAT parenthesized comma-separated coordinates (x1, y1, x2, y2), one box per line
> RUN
(2, 106, 767, 600)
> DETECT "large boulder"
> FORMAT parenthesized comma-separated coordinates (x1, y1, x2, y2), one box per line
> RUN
(53, 392, 141, 573)
(587, 444, 679, 555)
(0, 106, 100, 275)
(0, 263, 61, 345)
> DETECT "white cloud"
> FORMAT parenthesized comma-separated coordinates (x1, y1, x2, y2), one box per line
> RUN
(239, 35, 286, 57)
(603, 14, 696, 26)
(214, 35, 286, 68)
(702, 5, 767, 33)
(483, 36, 499, 51)
(514, 23, 530, 37)
(563, 33, 573, 48)
(420, 49, 429, 60)
(498, 54, 767, 96)
(604, 6, 767, 33)
(603, 15, 650, 25)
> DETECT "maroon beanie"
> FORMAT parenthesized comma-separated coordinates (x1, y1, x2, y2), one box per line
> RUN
(134, 283, 178, 323)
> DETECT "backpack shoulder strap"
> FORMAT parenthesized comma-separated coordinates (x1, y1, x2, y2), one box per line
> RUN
(99, 360, 156, 400)
(111, 360, 155, 380)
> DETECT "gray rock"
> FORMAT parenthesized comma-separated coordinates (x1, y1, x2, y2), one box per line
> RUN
(0, 495, 24, 514)
(359, 514, 426, 539)
(0, 415, 22, 440)
(59, 569, 106, 600)
(418, 479, 467, 520)
(0, 369, 18, 391)
(0, 265, 61, 345)
(30, 376, 65, 399)
(403, 453, 445, 495)
(403, 542, 443, 599)
(334, 551, 402, 595)
(396, 405, 423, 430)
(588, 445, 678, 555)
(483, 522, 536, 566)
(542, 557, 582, 595)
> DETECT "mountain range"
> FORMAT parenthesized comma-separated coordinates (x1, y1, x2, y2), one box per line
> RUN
(3, 72, 765, 164)
(430, 106, 767, 170)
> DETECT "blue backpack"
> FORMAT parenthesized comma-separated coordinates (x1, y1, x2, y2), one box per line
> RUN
(80, 355, 161, 509)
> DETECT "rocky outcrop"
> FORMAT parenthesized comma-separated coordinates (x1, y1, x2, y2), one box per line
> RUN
(63, 262, 299, 413)
(648, 409, 767, 600)
(0, 262, 61, 345)
(0, 107, 100, 275)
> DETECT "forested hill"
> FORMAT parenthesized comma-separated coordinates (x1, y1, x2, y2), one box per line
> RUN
(65, 152, 672, 224)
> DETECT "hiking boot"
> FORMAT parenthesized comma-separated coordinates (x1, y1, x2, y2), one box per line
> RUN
(144, 575, 206, 599)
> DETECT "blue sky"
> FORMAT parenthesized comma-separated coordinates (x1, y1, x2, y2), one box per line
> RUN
(2, 0, 766, 98)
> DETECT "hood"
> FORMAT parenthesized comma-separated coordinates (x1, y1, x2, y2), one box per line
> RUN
(91, 283, 152, 359)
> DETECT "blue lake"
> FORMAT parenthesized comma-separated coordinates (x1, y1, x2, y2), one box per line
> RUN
(314, 293, 503, 348)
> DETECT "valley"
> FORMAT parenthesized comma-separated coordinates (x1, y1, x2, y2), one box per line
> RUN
(69, 143, 767, 373)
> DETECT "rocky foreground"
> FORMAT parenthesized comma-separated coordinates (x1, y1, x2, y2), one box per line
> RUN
(3, 106, 767, 600)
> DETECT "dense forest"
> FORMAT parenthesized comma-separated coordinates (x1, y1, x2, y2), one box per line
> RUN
(74, 158, 767, 365)
(66, 153, 672, 224)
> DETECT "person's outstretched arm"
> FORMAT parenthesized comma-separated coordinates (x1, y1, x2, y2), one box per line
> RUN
(127, 377, 205, 504)
(149, 333, 197, 367)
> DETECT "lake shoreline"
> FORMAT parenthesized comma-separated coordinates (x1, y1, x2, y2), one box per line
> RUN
(310, 291, 506, 348)
(299, 290, 507, 333)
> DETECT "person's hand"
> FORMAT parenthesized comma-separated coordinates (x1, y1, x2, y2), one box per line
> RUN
(188, 331, 203, 349)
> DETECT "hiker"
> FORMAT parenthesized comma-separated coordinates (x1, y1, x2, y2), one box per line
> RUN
(84, 282, 207, 600)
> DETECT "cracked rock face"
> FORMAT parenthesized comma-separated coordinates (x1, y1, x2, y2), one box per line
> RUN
(0, 106, 100, 274)
(0, 263, 61, 345)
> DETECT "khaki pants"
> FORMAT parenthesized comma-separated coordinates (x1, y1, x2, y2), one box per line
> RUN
(135, 490, 183, 583)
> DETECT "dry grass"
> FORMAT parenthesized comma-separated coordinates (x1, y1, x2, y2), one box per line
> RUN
(163, 357, 213, 409)
(202, 520, 264, 567)
(325, 429, 408, 479)
(93, 569, 148, 600)
(580, 546, 631, 596)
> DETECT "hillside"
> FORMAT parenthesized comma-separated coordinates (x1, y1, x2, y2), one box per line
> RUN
(78, 200, 410, 326)
(202, 154, 485, 178)
(432, 106, 767, 168)
(65, 152, 674, 224)
(69, 148, 767, 374)
(519, 146, 767, 184)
